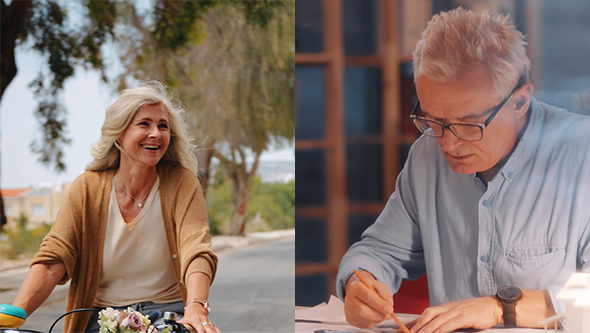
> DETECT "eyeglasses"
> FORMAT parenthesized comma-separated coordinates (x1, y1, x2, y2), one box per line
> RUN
(410, 86, 520, 141)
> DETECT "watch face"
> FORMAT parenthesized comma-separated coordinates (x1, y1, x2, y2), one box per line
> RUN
(498, 286, 522, 300)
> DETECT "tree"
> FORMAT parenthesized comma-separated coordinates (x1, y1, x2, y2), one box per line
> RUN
(117, 3, 294, 236)
(206, 176, 295, 235)
(2, 0, 117, 170)
(248, 178, 295, 230)
(1, 0, 115, 229)
(0, 0, 286, 231)
(1, 213, 52, 258)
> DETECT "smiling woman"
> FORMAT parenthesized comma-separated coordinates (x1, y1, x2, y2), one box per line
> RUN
(116, 103, 171, 172)
(87, 82, 197, 173)
(5, 82, 220, 333)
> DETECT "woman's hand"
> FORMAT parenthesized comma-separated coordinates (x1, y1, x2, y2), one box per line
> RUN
(178, 303, 221, 333)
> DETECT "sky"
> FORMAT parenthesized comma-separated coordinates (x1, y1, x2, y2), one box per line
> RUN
(0, 46, 294, 189)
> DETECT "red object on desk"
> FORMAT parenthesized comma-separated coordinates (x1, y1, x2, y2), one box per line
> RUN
(393, 274, 430, 314)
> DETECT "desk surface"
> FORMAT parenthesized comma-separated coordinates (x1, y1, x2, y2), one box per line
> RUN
(295, 306, 546, 333)
(295, 320, 546, 333)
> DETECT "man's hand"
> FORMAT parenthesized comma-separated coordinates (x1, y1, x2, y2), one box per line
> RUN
(407, 296, 502, 333)
(407, 289, 556, 333)
(343, 270, 394, 328)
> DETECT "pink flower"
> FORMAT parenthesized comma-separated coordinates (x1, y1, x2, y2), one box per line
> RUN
(119, 313, 142, 330)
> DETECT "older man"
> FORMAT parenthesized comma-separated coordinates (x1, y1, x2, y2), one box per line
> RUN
(337, 7, 590, 333)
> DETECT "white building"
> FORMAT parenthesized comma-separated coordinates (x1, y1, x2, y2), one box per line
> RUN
(2, 182, 69, 229)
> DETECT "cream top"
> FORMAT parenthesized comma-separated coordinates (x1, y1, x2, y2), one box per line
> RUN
(94, 176, 183, 307)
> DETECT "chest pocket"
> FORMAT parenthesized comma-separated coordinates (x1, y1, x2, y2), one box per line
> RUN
(502, 245, 566, 288)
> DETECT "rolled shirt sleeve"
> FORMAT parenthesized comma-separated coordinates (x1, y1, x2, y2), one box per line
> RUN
(30, 175, 90, 284)
(171, 168, 218, 284)
(337, 163, 426, 299)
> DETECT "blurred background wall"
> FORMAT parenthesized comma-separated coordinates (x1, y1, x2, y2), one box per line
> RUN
(294, 0, 590, 309)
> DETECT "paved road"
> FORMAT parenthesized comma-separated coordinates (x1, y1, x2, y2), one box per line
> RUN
(209, 238, 294, 333)
(4, 237, 294, 332)
(0, 266, 69, 332)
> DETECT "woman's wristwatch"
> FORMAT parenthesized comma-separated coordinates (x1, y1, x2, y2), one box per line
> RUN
(185, 299, 211, 314)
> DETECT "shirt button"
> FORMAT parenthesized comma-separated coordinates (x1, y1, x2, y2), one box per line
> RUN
(480, 255, 489, 263)
(482, 200, 490, 207)
(507, 172, 513, 179)
(172, 254, 178, 259)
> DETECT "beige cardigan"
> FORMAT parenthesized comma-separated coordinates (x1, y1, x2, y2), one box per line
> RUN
(31, 163, 218, 332)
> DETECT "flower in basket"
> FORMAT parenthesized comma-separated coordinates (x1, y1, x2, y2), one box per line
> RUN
(98, 307, 152, 333)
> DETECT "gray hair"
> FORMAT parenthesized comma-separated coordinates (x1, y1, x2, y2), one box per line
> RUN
(412, 7, 531, 98)
(87, 81, 198, 173)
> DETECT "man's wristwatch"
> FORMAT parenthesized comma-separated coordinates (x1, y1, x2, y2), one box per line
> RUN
(185, 299, 211, 314)
(495, 286, 522, 328)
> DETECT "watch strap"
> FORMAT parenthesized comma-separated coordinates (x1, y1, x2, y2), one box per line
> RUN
(501, 300, 517, 327)
(496, 286, 522, 328)
(185, 299, 210, 314)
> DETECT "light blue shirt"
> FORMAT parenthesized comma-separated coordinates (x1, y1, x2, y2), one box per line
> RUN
(337, 99, 590, 315)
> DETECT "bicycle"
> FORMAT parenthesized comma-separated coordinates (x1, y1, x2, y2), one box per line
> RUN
(0, 304, 190, 333)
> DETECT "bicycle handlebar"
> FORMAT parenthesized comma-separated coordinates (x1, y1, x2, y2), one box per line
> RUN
(0, 304, 27, 329)
(0, 307, 188, 333)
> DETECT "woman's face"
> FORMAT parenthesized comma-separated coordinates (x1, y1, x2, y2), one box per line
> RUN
(118, 103, 171, 169)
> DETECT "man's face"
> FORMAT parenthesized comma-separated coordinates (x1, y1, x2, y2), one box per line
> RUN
(415, 63, 525, 175)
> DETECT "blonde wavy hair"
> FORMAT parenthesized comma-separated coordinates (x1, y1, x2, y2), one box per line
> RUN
(87, 81, 198, 173)
(413, 7, 531, 99)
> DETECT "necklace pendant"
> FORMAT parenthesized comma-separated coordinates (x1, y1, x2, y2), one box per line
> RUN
(138, 203, 143, 208)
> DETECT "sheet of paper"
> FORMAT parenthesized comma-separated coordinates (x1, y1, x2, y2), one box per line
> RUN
(296, 295, 416, 325)
(295, 296, 546, 333)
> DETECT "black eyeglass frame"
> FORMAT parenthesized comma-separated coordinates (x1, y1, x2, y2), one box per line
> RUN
(409, 85, 522, 142)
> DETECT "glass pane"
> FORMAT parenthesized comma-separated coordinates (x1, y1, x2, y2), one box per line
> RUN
(295, 217, 327, 262)
(295, 149, 326, 206)
(433, 1, 590, 115)
(32, 204, 45, 216)
(296, 67, 326, 140)
(537, 0, 590, 115)
(342, 0, 379, 55)
(400, 61, 421, 138)
(346, 143, 383, 202)
(344, 67, 382, 136)
(348, 214, 379, 246)
(295, 0, 324, 53)
(400, 142, 413, 170)
(295, 273, 328, 306)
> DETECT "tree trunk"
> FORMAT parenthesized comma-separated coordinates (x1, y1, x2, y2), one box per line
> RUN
(1, 0, 33, 100)
(0, 0, 33, 231)
(229, 174, 252, 236)
(228, 151, 262, 236)
(0, 193, 5, 231)
(197, 140, 215, 198)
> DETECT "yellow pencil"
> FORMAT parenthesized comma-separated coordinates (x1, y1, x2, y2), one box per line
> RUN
(353, 269, 412, 333)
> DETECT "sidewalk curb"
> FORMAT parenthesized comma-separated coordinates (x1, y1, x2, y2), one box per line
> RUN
(0, 259, 31, 273)
(211, 228, 295, 253)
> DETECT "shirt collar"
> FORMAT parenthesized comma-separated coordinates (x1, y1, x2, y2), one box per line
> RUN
(498, 98, 543, 182)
